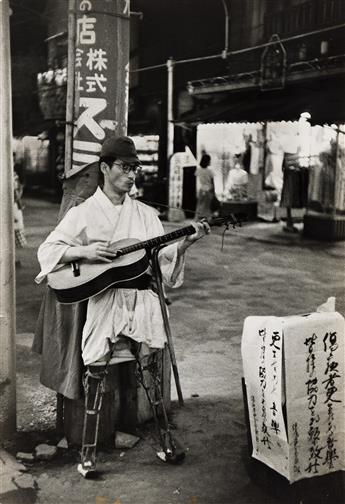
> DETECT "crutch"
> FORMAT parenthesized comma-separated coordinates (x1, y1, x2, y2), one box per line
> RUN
(133, 346, 185, 463)
(151, 245, 184, 407)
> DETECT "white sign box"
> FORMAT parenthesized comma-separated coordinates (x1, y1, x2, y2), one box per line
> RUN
(241, 312, 345, 483)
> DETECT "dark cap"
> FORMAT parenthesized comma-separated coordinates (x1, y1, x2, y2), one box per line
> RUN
(100, 136, 140, 163)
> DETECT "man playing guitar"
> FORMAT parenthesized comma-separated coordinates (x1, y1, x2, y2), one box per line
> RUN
(35, 136, 210, 475)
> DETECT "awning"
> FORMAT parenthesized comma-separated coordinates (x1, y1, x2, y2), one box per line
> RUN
(176, 76, 345, 126)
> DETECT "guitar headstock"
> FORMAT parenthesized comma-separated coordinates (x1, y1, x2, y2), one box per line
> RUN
(207, 212, 248, 229)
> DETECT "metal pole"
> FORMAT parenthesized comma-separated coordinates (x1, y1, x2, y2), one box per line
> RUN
(332, 126, 340, 219)
(0, 0, 17, 439)
(221, 0, 229, 59)
(167, 57, 175, 161)
(166, 57, 185, 222)
(64, 0, 77, 177)
(115, 0, 130, 136)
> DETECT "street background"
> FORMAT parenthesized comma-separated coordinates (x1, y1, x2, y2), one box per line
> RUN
(2, 0, 345, 502)
(2, 194, 344, 504)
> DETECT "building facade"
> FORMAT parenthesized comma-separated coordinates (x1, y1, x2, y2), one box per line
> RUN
(10, 0, 345, 236)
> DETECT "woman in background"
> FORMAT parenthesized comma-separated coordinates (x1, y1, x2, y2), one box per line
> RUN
(195, 153, 215, 220)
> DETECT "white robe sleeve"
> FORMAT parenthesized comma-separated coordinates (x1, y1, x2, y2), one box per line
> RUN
(35, 206, 87, 284)
(158, 242, 185, 288)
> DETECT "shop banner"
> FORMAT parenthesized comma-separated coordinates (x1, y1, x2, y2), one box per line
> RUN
(168, 147, 196, 221)
(242, 312, 345, 483)
(66, 0, 130, 178)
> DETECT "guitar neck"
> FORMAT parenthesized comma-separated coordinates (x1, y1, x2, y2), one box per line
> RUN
(114, 212, 245, 257)
(117, 225, 196, 256)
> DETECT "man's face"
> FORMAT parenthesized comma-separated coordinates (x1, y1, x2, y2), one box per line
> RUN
(101, 159, 136, 194)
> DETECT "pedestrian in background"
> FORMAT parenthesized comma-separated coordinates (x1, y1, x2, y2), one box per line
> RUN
(225, 155, 249, 201)
(280, 152, 309, 233)
(195, 153, 215, 220)
(13, 158, 27, 254)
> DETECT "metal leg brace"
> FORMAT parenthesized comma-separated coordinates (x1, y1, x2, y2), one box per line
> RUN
(78, 341, 184, 477)
(133, 347, 185, 464)
(78, 365, 108, 477)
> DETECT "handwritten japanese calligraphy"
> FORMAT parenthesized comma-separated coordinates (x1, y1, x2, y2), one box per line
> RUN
(304, 333, 323, 475)
(322, 331, 341, 470)
(242, 317, 289, 478)
(285, 311, 345, 482)
(242, 311, 345, 483)
(292, 422, 301, 475)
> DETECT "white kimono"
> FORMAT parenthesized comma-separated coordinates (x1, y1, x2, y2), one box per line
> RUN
(35, 187, 185, 365)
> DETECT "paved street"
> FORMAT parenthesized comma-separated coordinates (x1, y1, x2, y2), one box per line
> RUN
(2, 195, 345, 504)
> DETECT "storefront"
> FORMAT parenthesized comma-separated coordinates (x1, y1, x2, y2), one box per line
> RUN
(12, 64, 69, 197)
(176, 62, 345, 239)
(195, 119, 345, 234)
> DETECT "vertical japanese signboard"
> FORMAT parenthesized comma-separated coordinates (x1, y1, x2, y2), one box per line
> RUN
(242, 311, 345, 483)
(65, 0, 130, 178)
(168, 147, 196, 221)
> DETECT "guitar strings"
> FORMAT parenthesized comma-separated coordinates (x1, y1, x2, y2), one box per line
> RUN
(140, 198, 241, 251)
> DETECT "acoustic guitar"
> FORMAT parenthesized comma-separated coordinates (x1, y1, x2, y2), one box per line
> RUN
(47, 213, 245, 304)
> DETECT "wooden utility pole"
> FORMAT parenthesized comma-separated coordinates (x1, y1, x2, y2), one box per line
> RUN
(166, 57, 175, 162)
(0, 0, 17, 439)
(64, 0, 77, 181)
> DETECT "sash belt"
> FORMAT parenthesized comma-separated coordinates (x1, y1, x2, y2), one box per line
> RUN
(111, 273, 155, 291)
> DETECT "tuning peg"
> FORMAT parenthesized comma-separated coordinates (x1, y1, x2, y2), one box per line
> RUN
(229, 213, 238, 228)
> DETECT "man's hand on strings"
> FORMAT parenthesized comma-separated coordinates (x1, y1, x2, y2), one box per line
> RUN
(178, 219, 211, 254)
(187, 220, 211, 242)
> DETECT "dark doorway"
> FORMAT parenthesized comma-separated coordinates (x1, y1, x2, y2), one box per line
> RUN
(182, 166, 196, 218)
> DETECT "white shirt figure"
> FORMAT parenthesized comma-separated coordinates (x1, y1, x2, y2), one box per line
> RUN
(225, 162, 249, 201)
(36, 187, 185, 365)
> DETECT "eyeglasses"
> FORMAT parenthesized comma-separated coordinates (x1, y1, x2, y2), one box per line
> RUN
(112, 161, 142, 175)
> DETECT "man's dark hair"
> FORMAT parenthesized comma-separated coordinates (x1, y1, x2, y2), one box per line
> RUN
(98, 156, 116, 186)
(200, 153, 211, 168)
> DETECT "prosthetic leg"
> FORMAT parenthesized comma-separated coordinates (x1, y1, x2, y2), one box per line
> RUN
(77, 364, 109, 477)
(78, 343, 184, 476)
(132, 344, 185, 464)
(78, 340, 136, 477)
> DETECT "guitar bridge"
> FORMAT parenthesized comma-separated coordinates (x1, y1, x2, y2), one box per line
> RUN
(71, 262, 80, 277)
